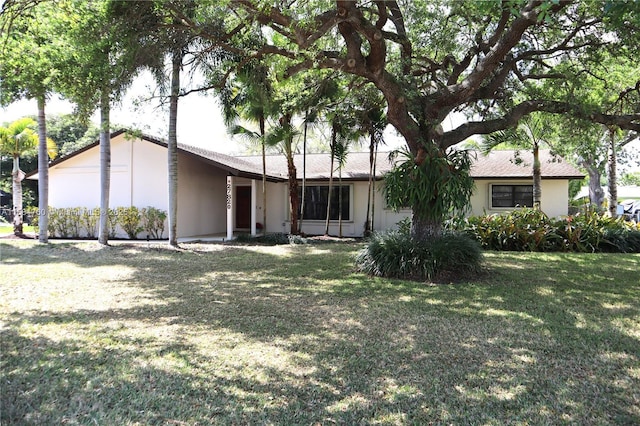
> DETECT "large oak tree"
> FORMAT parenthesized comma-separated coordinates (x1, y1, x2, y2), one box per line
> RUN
(169, 0, 640, 238)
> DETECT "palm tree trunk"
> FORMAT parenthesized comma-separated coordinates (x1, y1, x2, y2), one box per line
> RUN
(37, 96, 49, 243)
(299, 114, 308, 233)
(532, 141, 541, 209)
(324, 129, 336, 236)
(98, 89, 111, 245)
(260, 116, 267, 234)
(607, 128, 618, 217)
(168, 51, 180, 247)
(286, 147, 300, 235)
(371, 144, 378, 233)
(364, 133, 375, 236)
(338, 168, 343, 238)
(11, 154, 24, 236)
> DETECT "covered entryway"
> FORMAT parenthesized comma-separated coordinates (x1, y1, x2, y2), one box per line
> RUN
(235, 186, 252, 229)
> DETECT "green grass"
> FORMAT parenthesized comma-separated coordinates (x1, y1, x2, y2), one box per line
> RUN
(1, 240, 639, 425)
(0, 225, 36, 235)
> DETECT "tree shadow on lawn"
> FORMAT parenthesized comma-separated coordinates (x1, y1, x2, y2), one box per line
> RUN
(1, 242, 639, 424)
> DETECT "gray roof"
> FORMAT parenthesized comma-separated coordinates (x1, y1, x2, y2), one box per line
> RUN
(240, 149, 583, 180)
(469, 150, 584, 179)
(31, 130, 584, 181)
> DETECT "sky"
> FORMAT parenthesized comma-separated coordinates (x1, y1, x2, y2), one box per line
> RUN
(0, 72, 243, 155)
(2, 72, 636, 172)
(0, 70, 408, 156)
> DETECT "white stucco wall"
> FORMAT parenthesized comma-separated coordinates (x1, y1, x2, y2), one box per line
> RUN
(176, 153, 228, 238)
(470, 179, 570, 218)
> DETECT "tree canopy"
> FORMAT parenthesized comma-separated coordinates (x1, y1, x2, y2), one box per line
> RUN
(2, 0, 639, 239)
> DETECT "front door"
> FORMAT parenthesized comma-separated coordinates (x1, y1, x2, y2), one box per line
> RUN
(235, 186, 251, 229)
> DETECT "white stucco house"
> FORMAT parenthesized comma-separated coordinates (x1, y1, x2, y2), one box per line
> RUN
(27, 130, 584, 239)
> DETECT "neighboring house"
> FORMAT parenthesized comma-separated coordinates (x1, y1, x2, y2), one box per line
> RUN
(574, 185, 640, 202)
(469, 150, 584, 218)
(27, 130, 583, 239)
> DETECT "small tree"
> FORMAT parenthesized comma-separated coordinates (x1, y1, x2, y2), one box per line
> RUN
(0, 118, 56, 235)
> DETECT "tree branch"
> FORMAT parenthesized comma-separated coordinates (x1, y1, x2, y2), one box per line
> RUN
(439, 100, 640, 148)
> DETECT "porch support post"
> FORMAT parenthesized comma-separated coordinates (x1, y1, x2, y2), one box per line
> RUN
(251, 179, 257, 236)
(226, 175, 233, 240)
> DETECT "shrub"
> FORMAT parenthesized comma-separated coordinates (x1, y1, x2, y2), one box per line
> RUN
(355, 228, 483, 281)
(107, 208, 118, 238)
(116, 206, 142, 239)
(253, 233, 289, 245)
(455, 208, 640, 253)
(141, 207, 167, 239)
(47, 207, 82, 238)
(80, 208, 99, 238)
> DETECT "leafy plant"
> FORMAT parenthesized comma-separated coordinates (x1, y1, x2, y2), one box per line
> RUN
(47, 207, 81, 238)
(116, 206, 142, 239)
(141, 207, 167, 239)
(355, 225, 483, 281)
(80, 208, 99, 239)
(455, 208, 640, 253)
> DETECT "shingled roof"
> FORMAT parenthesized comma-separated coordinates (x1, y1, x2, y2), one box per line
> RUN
(469, 150, 583, 179)
(33, 130, 583, 181)
(241, 149, 583, 180)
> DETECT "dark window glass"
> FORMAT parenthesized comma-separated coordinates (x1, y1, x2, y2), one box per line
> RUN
(299, 186, 350, 220)
(491, 185, 533, 208)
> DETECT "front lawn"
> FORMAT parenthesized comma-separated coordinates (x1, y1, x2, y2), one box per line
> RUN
(1, 240, 638, 424)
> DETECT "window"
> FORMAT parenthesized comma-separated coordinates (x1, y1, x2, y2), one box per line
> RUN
(491, 185, 533, 208)
(299, 185, 350, 221)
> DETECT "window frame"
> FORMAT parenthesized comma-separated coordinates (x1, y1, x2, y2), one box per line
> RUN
(489, 183, 534, 209)
(291, 183, 353, 222)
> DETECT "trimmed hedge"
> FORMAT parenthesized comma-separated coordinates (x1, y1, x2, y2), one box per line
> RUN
(450, 208, 640, 253)
(30, 206, 167, 239)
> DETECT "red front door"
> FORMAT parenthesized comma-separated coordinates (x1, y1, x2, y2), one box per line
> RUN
(235, 186, 251, 229)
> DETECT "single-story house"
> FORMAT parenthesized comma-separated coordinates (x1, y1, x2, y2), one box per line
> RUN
(28, 130, 584, 239)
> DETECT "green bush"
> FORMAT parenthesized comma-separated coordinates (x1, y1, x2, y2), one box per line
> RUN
(47, 207, 82, 238)
(355, 228, 483, 281)
(141, 207, 167, 239)
(454, 208, 640, 253)
(116, 206, 142, 239)
(80, 208, 99, 238)
(459, 208, 556, 251)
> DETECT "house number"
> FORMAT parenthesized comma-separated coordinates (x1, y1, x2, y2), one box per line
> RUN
(226, 182, 232, 210)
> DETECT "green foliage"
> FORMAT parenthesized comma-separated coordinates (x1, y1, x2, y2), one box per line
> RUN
(620, 172, 640, 186)
(116, 206, 142, 239)
(47, 207, 81, 238)
(42, 206, 167, 239)
(238, 233, 308, 245)
(459, 208, 557, 252)
(454, 208, 640, 253)
(384, 148, 475, 225)
(141, 207, 167, 239)
(355, 227, 483, 281)
(80, 208, 99, 239)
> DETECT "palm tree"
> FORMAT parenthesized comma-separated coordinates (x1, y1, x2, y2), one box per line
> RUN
(219, 62, 278, 234)
(265, 115, 301, 234)
(0, 118, 56, 235)
(324, 107, 359, 237)
(482, 113, 555, 210)
(353, 89, 386, 236)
